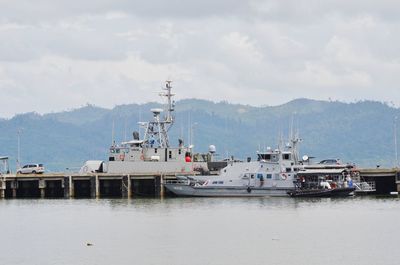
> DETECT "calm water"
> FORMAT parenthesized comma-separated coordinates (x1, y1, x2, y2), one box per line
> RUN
(0, 196, 399, 265)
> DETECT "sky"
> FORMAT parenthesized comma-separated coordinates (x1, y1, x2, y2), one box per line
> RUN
(0, 0, 400, 118)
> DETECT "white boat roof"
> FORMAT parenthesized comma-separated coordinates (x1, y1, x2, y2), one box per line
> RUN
(298, 168, 347, 175)
(121, 140, 144, 145)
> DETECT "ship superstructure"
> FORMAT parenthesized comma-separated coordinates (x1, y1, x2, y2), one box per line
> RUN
(105, 81, 207, 174)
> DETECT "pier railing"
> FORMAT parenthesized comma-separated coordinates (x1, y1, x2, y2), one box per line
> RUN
(353, 181, 376, 192)
(165, 179, 191, 185)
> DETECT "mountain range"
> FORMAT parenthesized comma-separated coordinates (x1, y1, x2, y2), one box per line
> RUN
(0, 98, 399, 171)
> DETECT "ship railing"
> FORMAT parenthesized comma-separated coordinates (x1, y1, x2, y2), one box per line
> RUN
(165, 179, 191, 185)
(353, 181, 376, 192)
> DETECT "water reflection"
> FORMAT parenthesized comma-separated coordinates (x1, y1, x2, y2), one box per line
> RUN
(0, 196, 399, 265)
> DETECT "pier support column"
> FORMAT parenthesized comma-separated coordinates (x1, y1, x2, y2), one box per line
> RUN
(122, 175, 131, 198)
(0, 180, 5, 198)
(127, 175, 131, 198)
(63, 176, 71, 198)
(96, 175, 100, 198)
(11, 180, 18, 198)
(397, 171, 400, 192)
(155, 175, 164, 197)
(90, 175, 100, 198)
(39, 179, 46, 198)
(68, 176, 74, 198)
(159, 175, 165, 198)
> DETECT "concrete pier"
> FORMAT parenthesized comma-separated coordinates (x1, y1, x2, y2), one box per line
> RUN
(2, 168, 396, 198)
(359, 168, 400, 194)
(0, 172, 184, 199)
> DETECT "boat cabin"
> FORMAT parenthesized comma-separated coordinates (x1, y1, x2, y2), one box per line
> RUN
(296, 168, 354, 189)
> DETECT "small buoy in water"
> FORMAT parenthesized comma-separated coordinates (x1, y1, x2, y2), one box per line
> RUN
(86, 243, 94, 246)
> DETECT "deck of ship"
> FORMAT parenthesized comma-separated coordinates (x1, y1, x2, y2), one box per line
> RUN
(358, 168, 400, 194)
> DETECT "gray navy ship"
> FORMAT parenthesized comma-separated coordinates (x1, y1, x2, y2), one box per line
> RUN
(164, 137, 303, 197)
(80, 81, 217, 175)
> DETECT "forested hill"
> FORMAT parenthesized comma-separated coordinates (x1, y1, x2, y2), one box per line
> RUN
(0, 99, 399, 171)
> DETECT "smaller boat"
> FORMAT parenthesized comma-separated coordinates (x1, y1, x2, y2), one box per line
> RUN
(287, 187, 355, 197)
(288, 167, 356, 197)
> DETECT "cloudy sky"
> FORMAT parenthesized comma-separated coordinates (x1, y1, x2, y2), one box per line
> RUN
(0, 0, 399, 118)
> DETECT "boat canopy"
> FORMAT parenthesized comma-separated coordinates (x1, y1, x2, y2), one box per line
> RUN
(121, 140, 144, 145)
(298, 168, 348, 176)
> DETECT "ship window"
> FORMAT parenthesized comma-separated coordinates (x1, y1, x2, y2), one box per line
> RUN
(179, 149, 181, 155)
(259, 154, 271, 160)
(155, 148, 158, 153)
(251, 174, 255, 179)
(218, 181, 224, 184)
(266, 174, 272, 179)
(283, 154, 291, 160)
(169, 151, 172, 159)
(212, 181, 218, 184)
(286, 168, 292, 172)
(257, 174, 263, 179)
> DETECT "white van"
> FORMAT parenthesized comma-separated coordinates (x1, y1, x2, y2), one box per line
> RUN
(17, 164, 45, 174)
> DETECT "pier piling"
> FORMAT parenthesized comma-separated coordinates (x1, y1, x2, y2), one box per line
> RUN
(122, 175, 130, 198)
(0, 179, 5, 198)
(39, 179, 46, 198)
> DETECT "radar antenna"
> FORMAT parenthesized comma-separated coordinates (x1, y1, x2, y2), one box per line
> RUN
(159, 80, 175, 128)
(141, 80, 176, 148)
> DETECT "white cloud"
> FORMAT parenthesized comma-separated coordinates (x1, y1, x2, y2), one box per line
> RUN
(0, 0, 400, 117)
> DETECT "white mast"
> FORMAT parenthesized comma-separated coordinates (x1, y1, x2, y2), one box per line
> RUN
(141, 81, 176, 148)
(16, 129, 22, 170)
(160, 80, 175, 128)
(395, 116, 399, 167)
(111, 120, 115, 146)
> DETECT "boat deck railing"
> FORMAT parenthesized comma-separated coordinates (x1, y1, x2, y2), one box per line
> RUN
(165, 179, 191, 185)
(353, 181, 376, 192)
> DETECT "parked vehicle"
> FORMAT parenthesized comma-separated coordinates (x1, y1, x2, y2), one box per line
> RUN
(17, 164, 45, 174)
(318, 159, 341, 165)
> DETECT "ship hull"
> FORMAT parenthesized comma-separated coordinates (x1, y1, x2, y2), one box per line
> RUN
(164, 183, 294, 197)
